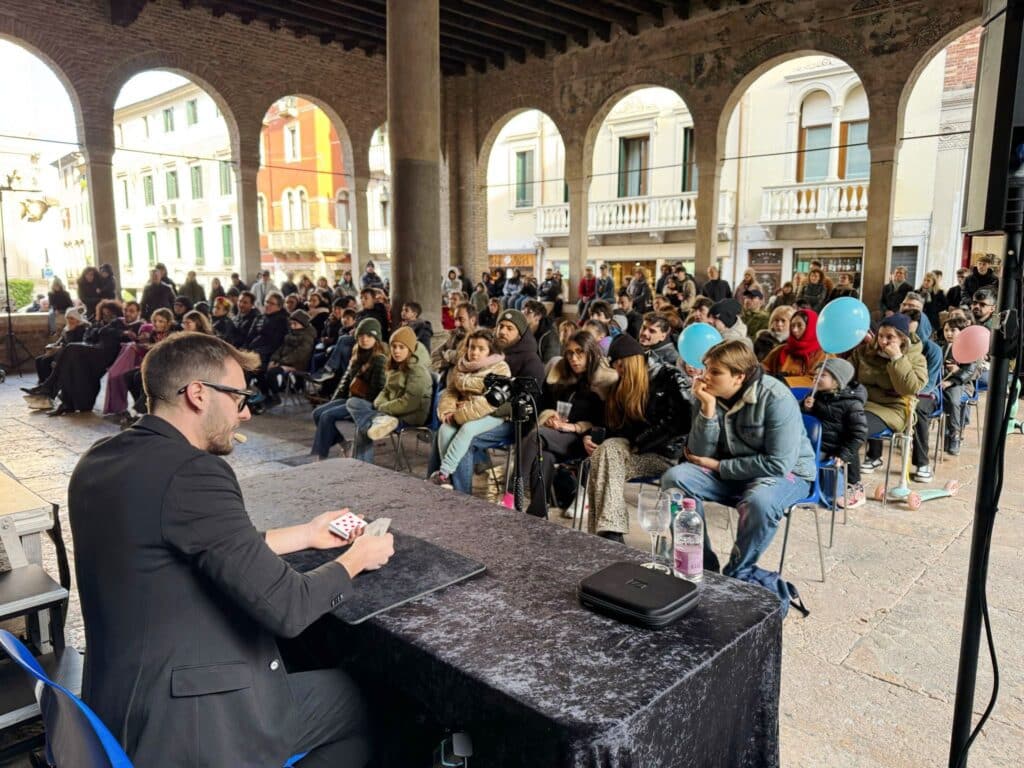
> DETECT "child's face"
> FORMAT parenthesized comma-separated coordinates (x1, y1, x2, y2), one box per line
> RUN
(343, 316, 355, 328)
(467, 338, 490, 362)
(817, 370, 838, 391)
(357, 333, 377, 349)
(944, 324, 959, 344)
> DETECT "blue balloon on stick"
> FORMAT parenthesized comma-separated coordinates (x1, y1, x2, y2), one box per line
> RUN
(678, 323, 723, 369)
(817, 297, 871, 354)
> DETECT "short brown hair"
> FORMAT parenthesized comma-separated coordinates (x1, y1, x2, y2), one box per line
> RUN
(703, 339, 760, 378)
(142, 332, 259, 413)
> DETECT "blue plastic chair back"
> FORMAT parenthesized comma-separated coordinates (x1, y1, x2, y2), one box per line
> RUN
(0, 629, 132, 768)
(797, 414, 824, 505)
(427, 373, 443, 432)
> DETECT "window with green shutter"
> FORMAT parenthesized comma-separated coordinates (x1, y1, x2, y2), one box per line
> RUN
(514, 150, 534, 208)
(163, 107, 174, 133)
(147, 231, 157, 266)
(219, 161, 233, 196)
(194, 227, 205, 266)
(125, 232, 133, 269)
(143, 175, 154, 206)
(186, 99, 198, 126)
(618, 136, 648, 197)
(121, 179, 130, 208)
(166, 170, 179, 200)
(221, 224, 234, 266)
(681, 128, 698, 193)
(190, 165, 203, 199)
(174, 227, 182, 260)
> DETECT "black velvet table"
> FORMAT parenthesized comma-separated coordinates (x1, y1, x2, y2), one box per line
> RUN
(245, 459, 783, 768)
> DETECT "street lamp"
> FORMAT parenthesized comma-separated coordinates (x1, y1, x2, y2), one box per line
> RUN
(0, 170, 52, 380)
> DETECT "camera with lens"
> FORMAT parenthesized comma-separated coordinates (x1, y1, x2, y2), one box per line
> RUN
(483, 374, 541, 421)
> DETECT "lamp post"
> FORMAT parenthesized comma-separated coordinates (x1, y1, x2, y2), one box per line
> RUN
(0, 171, 51, 379)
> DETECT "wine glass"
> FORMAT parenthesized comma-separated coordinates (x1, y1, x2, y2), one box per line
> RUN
(637, 491, 672, 574)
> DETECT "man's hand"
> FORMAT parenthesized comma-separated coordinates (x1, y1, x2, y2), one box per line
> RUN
(338, 533, 395, 578)
(684, 447, 720, 473)
(306, 509, 364, 550)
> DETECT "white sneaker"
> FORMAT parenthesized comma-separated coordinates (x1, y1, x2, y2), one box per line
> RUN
(912, 465, 933, 482)
(367, 415, 399, 441)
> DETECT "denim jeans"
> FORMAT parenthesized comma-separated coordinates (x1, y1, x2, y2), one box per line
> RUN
(660, 463, 812, 580)
(322, 335, 355, 374)
(438, 415, 506, 476)
(428, 421, 513, 493)
(311, 400, 352, 458)
(346, 396, 384, 464)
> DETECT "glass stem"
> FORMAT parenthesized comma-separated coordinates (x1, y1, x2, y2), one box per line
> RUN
(650, 533, 658, 564)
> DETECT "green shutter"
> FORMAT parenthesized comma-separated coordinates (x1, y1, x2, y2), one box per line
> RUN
(166, 171, 178, 200)
(174, 227, 182, 260)
(190, 166, 203, 199)
(194, 227, 205, 266)
(147, 231, 157, 266)
(125, 232, 133, 268)
(617, 138, 628, 197)
(143, 175, 154, 206)
(221, 224, 234, 266)
(163, 108, 174, 132)
(186, 99, 198, 126)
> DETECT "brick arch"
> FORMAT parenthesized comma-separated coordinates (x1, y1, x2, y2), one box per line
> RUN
(0, 27, 85, 144)
(476, 96, 569, 161)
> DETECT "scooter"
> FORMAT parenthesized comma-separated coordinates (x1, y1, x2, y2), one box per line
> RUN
(872, 426, 959, 510)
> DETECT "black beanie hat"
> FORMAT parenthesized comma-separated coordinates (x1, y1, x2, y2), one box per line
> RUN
(710, 299, 742, 328)
(608, 333, 646, 362)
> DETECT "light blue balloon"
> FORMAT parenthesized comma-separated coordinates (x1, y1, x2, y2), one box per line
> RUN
(817, 297, 871, 354)
(678, 323, 723, 369)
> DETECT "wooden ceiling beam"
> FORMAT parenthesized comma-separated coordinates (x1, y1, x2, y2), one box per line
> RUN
(544, 0, 637, 35)
(440, 13, 545, 58)
(499, 0, 612, 42)
(460, 0, 589, 47)
(443, 0, 568, 53)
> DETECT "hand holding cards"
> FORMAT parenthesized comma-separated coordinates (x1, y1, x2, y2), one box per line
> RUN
(330, 512, 367, 539)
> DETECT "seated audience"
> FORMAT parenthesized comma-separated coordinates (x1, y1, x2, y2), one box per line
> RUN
(522, 300, 561, 364)
(753, 305, 793, 361)
(708, 299, 753, 349)
(429, 329, 511, 488)
(399, 301, 434, 349)
(939, 316, 975, 456)
(769, 281, 798, 309)
(904, 308, 943, 480)
(502, 269, 524, 309)
(212, 297, 234, 340)
(584, 334, 691, 541)
(661, 340, 816, 611)
(182, 310, 213, 335)
(29, 307, 89, 388)
(761, 309, 824, 379)
(172, 296, 193, 326)
(851, 314, 929, 478)
(478, 295, 501, 329)
(639, 312, 680, 367)
(521, 331, 617, 518)
(614, 294, 643, 338)
(827, 272, 859, 303)
(741, 290, 769, 338)
(258, 310, 317, 409)
(800, 358, 868, 508)
(733, 269, 764, 300)
(582, 319, 611, 354)
(346, 326, 433, 464)
(310, 319, 388, 459)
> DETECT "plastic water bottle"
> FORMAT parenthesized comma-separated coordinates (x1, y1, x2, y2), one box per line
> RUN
(673, 497, 703, 584)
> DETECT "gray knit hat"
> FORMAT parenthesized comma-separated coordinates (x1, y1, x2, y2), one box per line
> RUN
(820, 357, 855, 391)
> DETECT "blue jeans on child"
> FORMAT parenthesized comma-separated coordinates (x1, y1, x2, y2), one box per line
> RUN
(660, 463, 811, 585)
(437, 416, 506, 477)
(345, 396, 405, 464)
(321, 335, 355, 375)
(311, 400, 352, 458)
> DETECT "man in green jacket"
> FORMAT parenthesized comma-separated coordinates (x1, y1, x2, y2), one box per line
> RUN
(741, 289, 770, 339)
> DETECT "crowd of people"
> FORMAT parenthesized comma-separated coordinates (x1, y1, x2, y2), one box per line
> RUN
(23, 254, 1000, 609)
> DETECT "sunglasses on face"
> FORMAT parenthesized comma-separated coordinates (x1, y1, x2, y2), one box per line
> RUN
(177, 381, 256, 412)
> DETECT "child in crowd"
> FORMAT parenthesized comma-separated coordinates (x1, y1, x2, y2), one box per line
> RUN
(801, 358, 869, 508)
(939, 316, 976, 455)
(346, 326, 434, 464)
(429, 329, 511, 488)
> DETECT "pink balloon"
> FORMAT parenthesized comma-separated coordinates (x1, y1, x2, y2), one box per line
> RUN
(952, 325, 991, 364)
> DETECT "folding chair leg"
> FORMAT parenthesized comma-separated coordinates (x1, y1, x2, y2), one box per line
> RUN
(778, 509, 793, 574)
(828, 467, 839, 549)
(572, 460, 590, 531)
(813, 506, 826, 583)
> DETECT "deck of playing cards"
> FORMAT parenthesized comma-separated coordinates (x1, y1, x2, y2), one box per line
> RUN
(329, 512, 366, 539)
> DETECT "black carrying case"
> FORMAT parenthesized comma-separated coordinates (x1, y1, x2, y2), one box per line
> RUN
(578, 561, 700, 629)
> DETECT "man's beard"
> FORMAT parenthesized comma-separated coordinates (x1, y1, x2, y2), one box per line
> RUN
(204, 411, 236, 456)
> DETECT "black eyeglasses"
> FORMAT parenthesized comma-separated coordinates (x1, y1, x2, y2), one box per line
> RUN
(177, 381, 256, 412)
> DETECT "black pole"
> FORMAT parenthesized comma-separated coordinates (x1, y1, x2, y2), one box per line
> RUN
(948, 231, 1020, 765)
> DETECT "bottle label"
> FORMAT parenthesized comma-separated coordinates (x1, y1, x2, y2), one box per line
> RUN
(674, 545, 702, 576)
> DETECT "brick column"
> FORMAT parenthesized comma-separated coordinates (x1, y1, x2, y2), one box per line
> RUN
(862, 110, 900, 312)
(565, 140, 588, 303)
(387, 0, 442, 327)
(83, 137, 120, 279)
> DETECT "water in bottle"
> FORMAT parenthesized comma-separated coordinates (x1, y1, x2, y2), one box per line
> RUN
(673, 497, 704, 584)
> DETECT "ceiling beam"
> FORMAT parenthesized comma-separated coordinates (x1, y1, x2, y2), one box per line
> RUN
(544, 0, 638, 35)
(499, 0, 613, 42)
(604, 0, 667, 25)
(440, 13, 545, 58)
(443, 0, 568, 53)
(460, 0, 590, 46)
(440, 25, 529, 63)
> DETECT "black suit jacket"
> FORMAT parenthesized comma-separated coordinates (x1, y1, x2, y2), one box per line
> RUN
(68, 416, 352, 767)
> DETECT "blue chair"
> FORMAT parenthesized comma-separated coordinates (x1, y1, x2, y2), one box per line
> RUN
(778, 415, 829, 583)
(0, 630, 307, 768)
(960, 382, 983, 444)
(922, 393, 946, 466)
(866, 399, 914, 509)
(391, 373, 442, 475)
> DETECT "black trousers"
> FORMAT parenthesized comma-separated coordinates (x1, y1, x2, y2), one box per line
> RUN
(520, 426, 584, 518)
(35, 353, 56, 383)
(286, 668, 370, 768)
(864, 398, 934, 469)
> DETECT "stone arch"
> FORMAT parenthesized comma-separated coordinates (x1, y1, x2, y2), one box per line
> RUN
(0, 29, 85, 145)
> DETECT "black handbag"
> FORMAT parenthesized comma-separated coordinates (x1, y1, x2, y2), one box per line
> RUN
(578, 562, 700, 629)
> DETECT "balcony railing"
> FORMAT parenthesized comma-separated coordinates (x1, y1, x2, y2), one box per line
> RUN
(267, 227, 350, 252)
(535, 191, 734, 237)
(369, 227, 390, 255)
(760, 180, 869, 224)
(369, 143, 390, 175)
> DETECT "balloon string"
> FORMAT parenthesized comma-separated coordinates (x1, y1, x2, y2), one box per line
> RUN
(809, 355, 829, 398)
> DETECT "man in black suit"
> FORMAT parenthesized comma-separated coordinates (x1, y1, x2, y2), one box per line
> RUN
(68, 332, 393, 767)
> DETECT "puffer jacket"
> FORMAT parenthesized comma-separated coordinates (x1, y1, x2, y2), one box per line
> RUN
(754, 329, 787, 361)
(536, 358, 618, 434)
(438, 353, 511, 425)
(333, 350, 387, 401)
(942, 344, 977, 387)
(850, 336, 928, 432)
(688, 372, 817, 482)
(373, 342, 434, 426)
(801, 383, 868, 466)
(271, 317, 316, 369)
(608, 360, 692, 461)
(533, 316, 561, 364)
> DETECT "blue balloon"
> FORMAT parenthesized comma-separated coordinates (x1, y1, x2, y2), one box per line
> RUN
(677, 323, 723, 369)
(817, 297, 871, 354)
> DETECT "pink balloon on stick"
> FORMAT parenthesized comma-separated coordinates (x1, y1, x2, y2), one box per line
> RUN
(952, 325, 991, 364)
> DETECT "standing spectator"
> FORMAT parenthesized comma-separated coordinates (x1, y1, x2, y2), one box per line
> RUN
(77, 266, 103, 320)
(761, 309, 824, 378)
(48, 276, 74, 334)
(740, 289, 769, 338)
(361, 261, 385, 291)
(655, 263, 674, 295)
(733, 269, 763, 300)
(179, 270, 206, 304)
(708, 299, 752, 348)
(962, 253, 999, 302)
(140, 268, 175, 319)
(337, 269, 359, 297)
(770, 281, 798, 309)
(879, 266, 912, 316)
(522, 300, 561, 364)
(827, 273, 859, 303)
(797, 268, 828, 313)
(154, 262, 177, 294)
(280, 272, 298, 297)
(97, 263, 118, 303)
(946, 267, 969, 309)
(701, 265, 732, 301)
(673, 267, 698, 312)
(626, 267, 653, 314)
(577, 265, 597, 314)
(918, 271, 947, 333)
(251, 270, 277, 308)
(209, 277, 226, 301)
(538, 267, 564, 318)
(229, 272, 248, 292)
(502, 268, 524, 308)
(596, 264, 616, 302)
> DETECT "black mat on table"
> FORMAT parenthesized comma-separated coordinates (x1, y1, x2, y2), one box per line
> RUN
(283, 526, 486, 624)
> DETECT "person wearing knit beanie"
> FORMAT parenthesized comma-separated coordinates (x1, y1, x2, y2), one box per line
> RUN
(355, 317, 382, 340)
(389, 325, 417, 353)
(289, 309, 311, 328)
(497, 308, 529, 338)
(878, 313, 911, 338)
(820, 357, 855, 391)
(608, 333, 645, 362)
(709, 298, 742, 329)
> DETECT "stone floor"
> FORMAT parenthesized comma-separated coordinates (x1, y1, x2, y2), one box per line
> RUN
(0, 373, 1021, 767)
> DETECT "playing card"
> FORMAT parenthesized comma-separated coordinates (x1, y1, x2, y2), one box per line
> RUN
(329, 512, 366, 539)
(364, 518, 391, 537)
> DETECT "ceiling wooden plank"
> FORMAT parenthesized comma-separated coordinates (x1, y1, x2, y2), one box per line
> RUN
(443, 0, 568, 53)
(499, 0, 612, 42)
(460, 0, 589, 46)
(545, 0, 638, 35)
